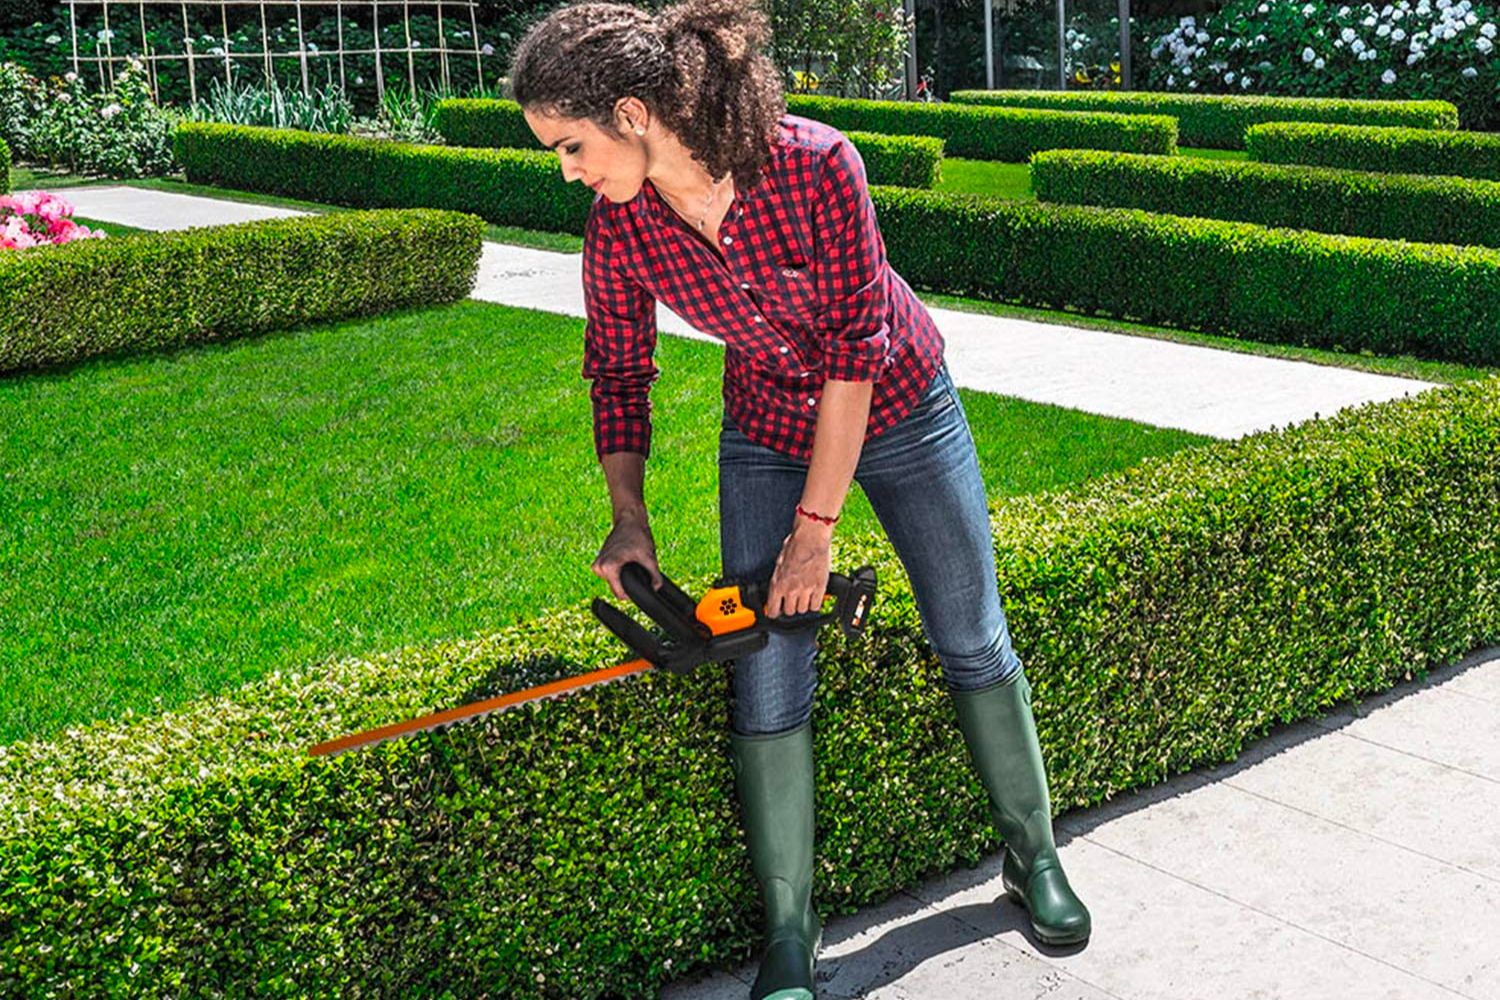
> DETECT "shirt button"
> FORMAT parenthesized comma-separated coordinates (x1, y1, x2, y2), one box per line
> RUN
(722, 236, 733, 245)
(779, 346, 789, 353)
(754, 316, 764, 323)
(740, 282, 751, 290)
(806, 397, 817, 407)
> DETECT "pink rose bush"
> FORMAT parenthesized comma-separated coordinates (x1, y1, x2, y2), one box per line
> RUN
(0, 190, 106, 250)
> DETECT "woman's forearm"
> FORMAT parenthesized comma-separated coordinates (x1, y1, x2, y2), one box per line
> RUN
(796, 378, 874, 536)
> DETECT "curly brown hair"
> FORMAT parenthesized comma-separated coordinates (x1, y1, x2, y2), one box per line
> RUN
(507, 0, 787, 194)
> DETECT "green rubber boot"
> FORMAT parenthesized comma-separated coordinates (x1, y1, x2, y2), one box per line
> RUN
(728, 720, 822, 1000)
(949, 671, 1091, 946)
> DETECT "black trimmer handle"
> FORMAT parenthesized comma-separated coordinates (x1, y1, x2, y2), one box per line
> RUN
(739, 564, 878, 639)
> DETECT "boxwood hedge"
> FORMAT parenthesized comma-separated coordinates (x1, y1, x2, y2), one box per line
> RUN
(1030, 148, 1500, 249)
(1, 370, 1496, 997)
(432, 93, 1174, 164)
(872, 186, 1500, 364)
(1247, 120, 1500, 182)
(0, 207, 485, 374)
(169, 124, 1500, 363)
(949, 89, 1459, 150)
(431, 97, 944, 188)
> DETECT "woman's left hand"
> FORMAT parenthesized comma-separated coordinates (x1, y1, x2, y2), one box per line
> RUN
(764, 521, 833, 618)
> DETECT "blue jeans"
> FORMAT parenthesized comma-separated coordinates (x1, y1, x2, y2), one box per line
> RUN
(719, 362, 1024, 736)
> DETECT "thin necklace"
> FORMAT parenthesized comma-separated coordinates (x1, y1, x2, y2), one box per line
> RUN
(664, 173, 730, 230)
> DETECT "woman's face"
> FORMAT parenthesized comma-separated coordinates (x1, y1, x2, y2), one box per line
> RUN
(524, 106, 645, 203)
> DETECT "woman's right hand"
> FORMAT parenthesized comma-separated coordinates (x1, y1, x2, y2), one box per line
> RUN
(592, 513, 664, 600)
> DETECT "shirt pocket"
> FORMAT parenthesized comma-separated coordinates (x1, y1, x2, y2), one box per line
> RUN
(753, 263, 820, 371)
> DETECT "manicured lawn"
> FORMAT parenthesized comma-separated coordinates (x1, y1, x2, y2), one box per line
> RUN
(0, 299, 1210, 744)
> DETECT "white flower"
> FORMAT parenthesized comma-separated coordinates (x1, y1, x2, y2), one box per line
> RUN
(411, 40, 421, 48)
(1407, 50, 1423, 61)
(1339, 4, 1351, 14)
(1167, 73, 1176, 85)
(1483, 22, 1498, 37)
(209, 46, 223, 56)
(1417, 2, 1430, 14)
(1378, 23, 1392, 35)
(45, 34, 60, 44)
(95, 28, 114, 41)
(1479, 35, 1495, 52)
(1188, 79, 1198, 87)
(1437, 0, 1451, 8)
(1462, 64, 1479, 75)
(1315, 56, 1327, 67)
(99, 102, 122, 119)
(1364, 14, 1378, 24)
(1353, 37, 1367, 52)
(355, 74, 364, 83)
(480, 42, 494, 56)
(1382, 68, 1398, 82)
(1304, 2, 1317, 12)
(1241, 75, 1253, 88)
(1393, 7, 1405, 18)
(1225, 70, 1236, 82)
(1464, 11, 1478, 25)
(1342, 26, 1358, 41)
(1196, 29, 1210, 42)
(1258, 2, 1268, 10)
(64, 70, 77, 82)
(1072, 40, 1083, 51)
(1393, 27, 1407, 40)
(1382, 3, 1394, 14)
(307, 42, 318, 53)
(1303, 45, 1317, 61)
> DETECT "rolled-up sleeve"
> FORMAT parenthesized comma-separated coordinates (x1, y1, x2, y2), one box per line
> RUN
(581, 201, 659, 459)
(812, 138, 891, 382)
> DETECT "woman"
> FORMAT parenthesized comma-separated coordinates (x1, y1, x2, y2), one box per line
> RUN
(509, 2, 1090, 996)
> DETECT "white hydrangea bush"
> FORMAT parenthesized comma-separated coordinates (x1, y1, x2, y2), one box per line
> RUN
(1140, 0, 1498, 125)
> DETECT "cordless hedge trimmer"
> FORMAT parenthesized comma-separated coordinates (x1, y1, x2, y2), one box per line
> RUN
(308, 561, 877, 757)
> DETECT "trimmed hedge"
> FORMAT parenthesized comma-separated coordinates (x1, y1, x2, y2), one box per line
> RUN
(168, 123, 1500, 363)
(2, 366, 1496, 997)
(0, 207, 484, 373)
(948, 89, 1459, 150)
(431, 97, 945, 188)
(1247, 120, 1500, 183)
(839, 129, 944, 188)
(173, 121, 597, 234)
(433, 94, 1174, 164)
(785, 93, 1178, 161)
(873, 186, 1500, 364)
(1031, 148, 1500, 249)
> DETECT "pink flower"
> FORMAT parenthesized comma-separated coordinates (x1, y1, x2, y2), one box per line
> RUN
(0, 190, 105, 250)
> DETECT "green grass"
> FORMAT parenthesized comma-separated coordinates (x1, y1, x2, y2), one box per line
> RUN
(0, 299, 1210, 745)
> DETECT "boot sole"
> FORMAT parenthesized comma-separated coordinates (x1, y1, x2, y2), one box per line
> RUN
(1005, 887, 1091, 947)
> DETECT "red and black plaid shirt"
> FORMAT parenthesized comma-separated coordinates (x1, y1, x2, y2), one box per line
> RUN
(580, 113, 947, 463)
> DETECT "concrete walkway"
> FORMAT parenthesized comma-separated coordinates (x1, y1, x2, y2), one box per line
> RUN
(666, 647, 1500, 1000)
(59, 185, 1438, 439)
(54, 185, 1494, 1000)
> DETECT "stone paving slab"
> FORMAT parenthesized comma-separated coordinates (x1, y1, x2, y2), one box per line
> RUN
(57, 185, 1440, 441)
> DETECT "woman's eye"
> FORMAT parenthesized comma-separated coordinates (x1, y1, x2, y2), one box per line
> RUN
(565, 144, 580, 155)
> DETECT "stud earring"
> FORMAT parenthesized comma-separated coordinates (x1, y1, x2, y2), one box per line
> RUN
(635, 127, 645, 135)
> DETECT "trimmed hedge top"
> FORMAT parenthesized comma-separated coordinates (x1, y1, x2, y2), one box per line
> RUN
(949, 88, 1459, 149)
(1247, 120, 1500, 182)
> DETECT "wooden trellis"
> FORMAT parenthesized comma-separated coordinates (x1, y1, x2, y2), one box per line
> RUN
(64, 0, 492, 105)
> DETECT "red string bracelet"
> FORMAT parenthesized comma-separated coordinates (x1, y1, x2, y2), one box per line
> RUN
(796, 504, 839, 526)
